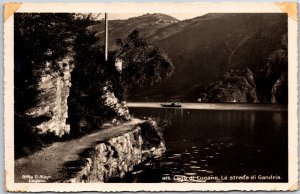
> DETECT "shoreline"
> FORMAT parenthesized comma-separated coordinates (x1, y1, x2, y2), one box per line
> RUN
(127, 102, 287, 111)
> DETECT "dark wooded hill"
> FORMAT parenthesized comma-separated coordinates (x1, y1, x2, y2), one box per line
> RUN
(91, 13, 288, 103)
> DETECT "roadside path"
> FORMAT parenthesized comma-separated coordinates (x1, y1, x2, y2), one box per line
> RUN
(14, 118, 143, 182)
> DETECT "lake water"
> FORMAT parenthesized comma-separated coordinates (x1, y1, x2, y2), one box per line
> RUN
(123, 103, 288, 183)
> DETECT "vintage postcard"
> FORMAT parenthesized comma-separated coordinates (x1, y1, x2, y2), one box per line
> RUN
(4, 2, 298, 192)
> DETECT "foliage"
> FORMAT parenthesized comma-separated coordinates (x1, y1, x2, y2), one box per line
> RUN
(200, 33, 288, 104)
(115, 30, 174, 98)
(68, 45, 121, 135)
(14, 15, 174, 157)
(14, 13, 101, 157)
(139, 121, 162, 149)
(14, 13, 74, 113)
(255, 34, 288, 103)
(15, 13, 75, 72)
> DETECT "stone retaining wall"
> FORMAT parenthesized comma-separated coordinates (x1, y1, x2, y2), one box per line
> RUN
(63, 121, 165, 183)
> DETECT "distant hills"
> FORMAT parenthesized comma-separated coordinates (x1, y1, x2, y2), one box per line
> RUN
(91, 13, 288, 103)
(89, 13, 179, 50)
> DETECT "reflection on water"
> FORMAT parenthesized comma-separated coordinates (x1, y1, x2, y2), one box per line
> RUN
(123, 106, 288, 183)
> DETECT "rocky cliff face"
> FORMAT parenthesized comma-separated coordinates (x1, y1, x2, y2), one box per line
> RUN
(200, 67, 258, 103)
(62, 121, 165, 183)
(271, 72, 288, 104)
(100, 84, 131, 120)
(24, 55, 75, 136)
(14, 13, 134, 159)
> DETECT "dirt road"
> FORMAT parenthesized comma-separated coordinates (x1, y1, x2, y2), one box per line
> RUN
(15, 118, 143, 182)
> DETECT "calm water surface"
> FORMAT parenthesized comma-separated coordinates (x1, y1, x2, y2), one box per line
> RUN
(122, 104, 288, 183)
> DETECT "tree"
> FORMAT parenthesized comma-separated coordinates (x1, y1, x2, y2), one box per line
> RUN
(114, 30, 174, 100)
(14, 13, 100, 157)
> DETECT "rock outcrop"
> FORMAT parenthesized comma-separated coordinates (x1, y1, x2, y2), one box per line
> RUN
(25, 55, 74, 136)
(271, 72, 288, 104)
(100, 84, 131, 120)
(62, 121, 165, 183)
(13, 13, 149, 161)
(201, 67, 258, 103)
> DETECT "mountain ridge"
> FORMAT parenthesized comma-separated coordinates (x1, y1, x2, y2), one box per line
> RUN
(91, 13, 288, 103)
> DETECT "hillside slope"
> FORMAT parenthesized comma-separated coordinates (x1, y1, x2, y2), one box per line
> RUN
(90, 13, 179, 50)
(92, 13, 287, 102)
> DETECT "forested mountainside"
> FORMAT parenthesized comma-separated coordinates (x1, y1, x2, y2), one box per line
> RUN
(92, 13, 287, 103)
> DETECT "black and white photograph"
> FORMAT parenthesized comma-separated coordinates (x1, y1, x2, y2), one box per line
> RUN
(4, 2, 298, 192)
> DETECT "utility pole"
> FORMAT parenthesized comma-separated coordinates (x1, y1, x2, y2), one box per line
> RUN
(105, 13, 108, 62)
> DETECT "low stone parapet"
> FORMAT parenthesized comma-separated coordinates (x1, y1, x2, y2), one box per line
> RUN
(62, 120, 165, 183)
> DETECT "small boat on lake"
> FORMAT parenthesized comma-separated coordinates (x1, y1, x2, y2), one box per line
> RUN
(161, 102, 182, 108)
